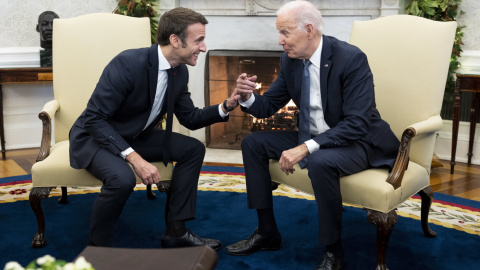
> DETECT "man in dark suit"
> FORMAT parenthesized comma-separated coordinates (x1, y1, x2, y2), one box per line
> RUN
(225, 1, 399, 269)
(69, 7, 239, 249)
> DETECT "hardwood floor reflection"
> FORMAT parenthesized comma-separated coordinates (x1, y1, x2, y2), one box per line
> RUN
(0, 148, 37, 178)
(2, 148, 480, 202)
(430, 159, 480, 202)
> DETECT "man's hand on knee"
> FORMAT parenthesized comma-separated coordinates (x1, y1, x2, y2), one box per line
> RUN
(279, 144, 309, 175)
(126, 152, 162, 185)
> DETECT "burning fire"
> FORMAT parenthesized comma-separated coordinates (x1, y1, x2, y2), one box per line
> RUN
(250, 99, 298, 131)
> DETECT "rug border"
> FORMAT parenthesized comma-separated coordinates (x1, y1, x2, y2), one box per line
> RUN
(2, 171, 480, 210)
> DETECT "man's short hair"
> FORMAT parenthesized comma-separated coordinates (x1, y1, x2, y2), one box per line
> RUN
(156, 7, 208, 46)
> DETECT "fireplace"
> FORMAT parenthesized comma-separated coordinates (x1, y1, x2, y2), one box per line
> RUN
(205, 50, 299, 149)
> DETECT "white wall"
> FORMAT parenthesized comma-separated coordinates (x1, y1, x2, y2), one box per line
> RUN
(457, 0, 480, 52)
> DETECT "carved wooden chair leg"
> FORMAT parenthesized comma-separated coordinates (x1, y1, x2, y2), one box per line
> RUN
(58, 187, 68, 204)
(146, 184, 156, 200)
(156, 180, 171, 194)
(29, 187, 53, 248)
(365, 209, 398, 270)
(418, 186, 437, 238)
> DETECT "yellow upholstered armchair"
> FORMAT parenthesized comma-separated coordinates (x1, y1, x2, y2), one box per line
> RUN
(30, 13, 173, 248)
(269, 15, 456, 269)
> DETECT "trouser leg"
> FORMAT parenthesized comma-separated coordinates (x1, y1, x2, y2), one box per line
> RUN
(133, 130, 205, 222)
(306, 143, 370, 246)
(86, 148, 137, 247)
(241, 131, 298, 209)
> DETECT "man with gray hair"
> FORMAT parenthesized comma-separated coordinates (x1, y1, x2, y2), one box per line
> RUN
(226, 1, 399, 269)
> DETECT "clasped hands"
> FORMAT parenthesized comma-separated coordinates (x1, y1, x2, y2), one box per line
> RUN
(234, 73, 310, 175)
(223, 73, 257, 113)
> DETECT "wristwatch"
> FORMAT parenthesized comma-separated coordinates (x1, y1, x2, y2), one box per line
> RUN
(223, 98, 234, 112)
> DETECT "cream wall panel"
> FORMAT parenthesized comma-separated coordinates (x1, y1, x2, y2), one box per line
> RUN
(457, 0, 480, 51)
(0, 0, 117, 48)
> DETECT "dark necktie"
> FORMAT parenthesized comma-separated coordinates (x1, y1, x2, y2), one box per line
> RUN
(163, 68, 175, 166)
(298, 60, 311, 168)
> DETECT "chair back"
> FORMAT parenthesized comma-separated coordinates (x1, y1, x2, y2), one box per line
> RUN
(52, 13, 151, 143)
(349, 15, 456, 172)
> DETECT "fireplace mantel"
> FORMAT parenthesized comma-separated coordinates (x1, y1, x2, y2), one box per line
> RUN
(160, 0, 400, 17)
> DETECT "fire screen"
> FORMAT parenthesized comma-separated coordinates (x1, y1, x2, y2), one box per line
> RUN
(205, 50, 299, 149)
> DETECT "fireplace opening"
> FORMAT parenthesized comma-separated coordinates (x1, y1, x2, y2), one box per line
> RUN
(205, 50, 299, 150)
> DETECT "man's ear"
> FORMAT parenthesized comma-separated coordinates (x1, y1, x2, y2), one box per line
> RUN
(169, 34, 180, 48)
(36, 24, 40, 33)
(305, 24, 314, 39)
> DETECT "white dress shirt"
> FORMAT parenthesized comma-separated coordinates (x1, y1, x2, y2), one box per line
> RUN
(304, 37, 330, 153)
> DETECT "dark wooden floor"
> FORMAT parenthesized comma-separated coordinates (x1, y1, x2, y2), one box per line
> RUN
(2, 148, 480, 202)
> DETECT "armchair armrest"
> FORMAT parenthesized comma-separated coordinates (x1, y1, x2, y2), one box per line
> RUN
(36, 100, 60, 162)
(408, 115, 443, 136)
(386, 115, 442, 189)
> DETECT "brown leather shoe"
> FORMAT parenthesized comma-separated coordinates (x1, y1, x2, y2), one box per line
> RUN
(315, 252, 346, 270)
(226, 228, 281, 256)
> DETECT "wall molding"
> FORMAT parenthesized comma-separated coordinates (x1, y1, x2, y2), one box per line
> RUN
(0, 47, 41, 68)
(457, 50, 480, 75)
(159, 0, 397, 17)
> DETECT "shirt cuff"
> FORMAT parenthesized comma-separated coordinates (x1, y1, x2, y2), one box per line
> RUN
(120, 147, 135, 159)
(218, 104, 229, 118)
(305, 139, 320, 154)
(238, 95, 255, 108)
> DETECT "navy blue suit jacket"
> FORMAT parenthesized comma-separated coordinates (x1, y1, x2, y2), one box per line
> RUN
(70, 44, 227, 169)
(242, 35, 399, 169)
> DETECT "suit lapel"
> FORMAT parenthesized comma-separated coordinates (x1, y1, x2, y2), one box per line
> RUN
(148, 44, 159, 107)
(320, 35, 332, 112)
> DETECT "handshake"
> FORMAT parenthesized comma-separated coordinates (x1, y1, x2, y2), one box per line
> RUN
(221, 73, 258, 114)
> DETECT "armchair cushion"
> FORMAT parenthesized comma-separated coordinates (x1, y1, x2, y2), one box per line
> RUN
(269, 160, 428, 213)
(32, 140, 173, 187)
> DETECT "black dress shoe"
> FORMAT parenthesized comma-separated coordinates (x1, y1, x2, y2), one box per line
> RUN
(315, 252, 346, 270)
(226, 228, 281, 256)
(161, 229, 222, 251)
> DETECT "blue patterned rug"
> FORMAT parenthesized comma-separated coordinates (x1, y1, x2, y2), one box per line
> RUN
(1, 166, 479, 269)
